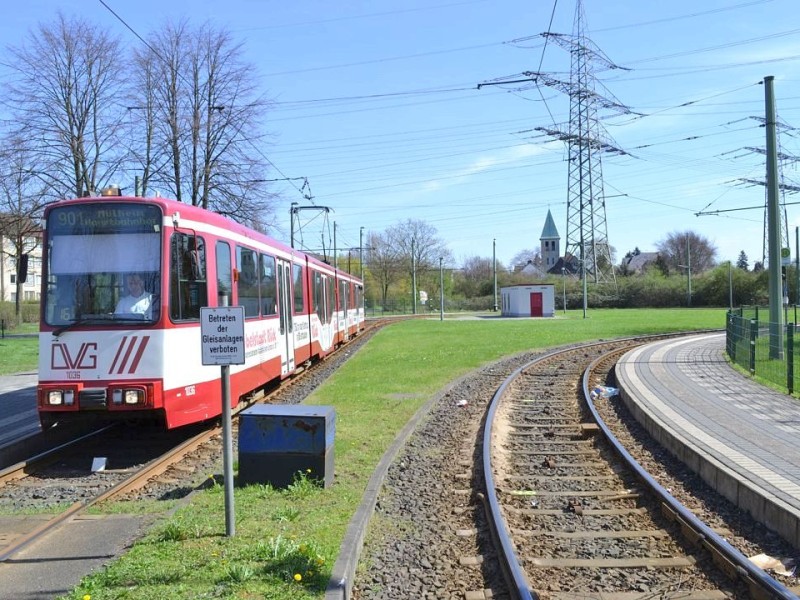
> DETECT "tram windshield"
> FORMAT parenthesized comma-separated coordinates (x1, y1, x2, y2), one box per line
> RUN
(44, 203, 162, 326)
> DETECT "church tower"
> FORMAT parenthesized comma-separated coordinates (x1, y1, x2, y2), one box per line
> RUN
(540, 209, 560, 271)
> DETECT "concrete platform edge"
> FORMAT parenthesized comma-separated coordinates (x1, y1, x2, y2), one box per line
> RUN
(615, 367, 800, 548)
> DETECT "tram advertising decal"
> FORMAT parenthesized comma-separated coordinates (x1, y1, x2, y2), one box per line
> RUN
(244, 328, 278, 358)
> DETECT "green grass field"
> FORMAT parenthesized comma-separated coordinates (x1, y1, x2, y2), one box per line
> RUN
(12, 309, 726, 599)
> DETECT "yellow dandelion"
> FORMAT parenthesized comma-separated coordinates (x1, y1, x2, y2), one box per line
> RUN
(306, 468, 312, 473)
(83, 595, 91, 600)
(294, 573, 302, 582)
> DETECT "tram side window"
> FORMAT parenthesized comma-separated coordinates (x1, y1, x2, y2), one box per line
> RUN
(313, 271, 324, 322)
(339, 280, 347, 313)
(236, 247, 259, 317)
(293, 264, 304, 313)
(327, 276, 335, 322)
(260, 253, 277, 316)
(170, 233, 207, 321)
(216, 241, 232, 306)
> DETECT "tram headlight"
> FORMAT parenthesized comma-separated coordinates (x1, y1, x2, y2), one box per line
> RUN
(47, 390, 75, 405)
(111, 388, 144, 405)
(124, 389, 142, 405)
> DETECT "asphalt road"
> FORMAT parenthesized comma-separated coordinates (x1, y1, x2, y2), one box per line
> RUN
(0, 372, 40, 449)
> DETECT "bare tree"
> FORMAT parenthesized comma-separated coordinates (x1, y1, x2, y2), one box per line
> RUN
(657, 230, 717, 274)
(366, 231, 403, 307)
(0, 138, 49, 314)
(454, 255, 495, 298)
(4, 13, 127, 198)
(128, 20, 275, 224)
(509, 248, 541, 270)
(387, 219, 451, 275)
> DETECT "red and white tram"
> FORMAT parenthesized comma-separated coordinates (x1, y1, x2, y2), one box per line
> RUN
(36, 192, 364, 429)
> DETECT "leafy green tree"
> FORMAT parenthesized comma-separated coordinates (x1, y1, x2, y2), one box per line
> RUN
(736, 251, 749, 271)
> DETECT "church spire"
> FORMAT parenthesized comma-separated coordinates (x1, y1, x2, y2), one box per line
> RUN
(540, 210, 560, 270)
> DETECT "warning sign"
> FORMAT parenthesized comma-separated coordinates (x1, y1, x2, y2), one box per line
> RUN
(200, 307, 245, 366)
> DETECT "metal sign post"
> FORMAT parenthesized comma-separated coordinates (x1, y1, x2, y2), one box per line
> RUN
(200, 306, 245, 537)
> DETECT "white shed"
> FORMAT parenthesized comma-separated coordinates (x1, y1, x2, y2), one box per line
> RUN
(500, 284, 555, 318)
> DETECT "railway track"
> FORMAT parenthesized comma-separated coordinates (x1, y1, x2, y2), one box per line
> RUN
(484, 340, 798, 599)
(0, 322, 382, 564)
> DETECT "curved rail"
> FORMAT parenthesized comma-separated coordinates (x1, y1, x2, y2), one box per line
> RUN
(482, 338, 798, 600)
(0, 320, 379, 566)
(583, 352, 798, 600)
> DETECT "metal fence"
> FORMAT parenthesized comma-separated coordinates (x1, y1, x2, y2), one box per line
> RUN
(726, 306, 800, 394)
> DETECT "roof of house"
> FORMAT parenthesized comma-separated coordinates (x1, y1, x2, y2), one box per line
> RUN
(514, 260, 547, 278)
(624, 251, 660, 272)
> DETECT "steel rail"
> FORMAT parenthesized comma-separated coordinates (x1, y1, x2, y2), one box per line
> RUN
(481, 333, 796, 600)
(0, 321, 375, 564)
(0, 424, 216, 563)
(0, 425, 117, 485)
(582, 351, 798, 600)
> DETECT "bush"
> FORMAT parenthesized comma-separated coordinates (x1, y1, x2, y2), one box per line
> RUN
(0, 301, 40, 329)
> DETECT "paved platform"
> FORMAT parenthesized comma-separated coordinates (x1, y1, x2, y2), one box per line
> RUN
(615, 332, 800, 548)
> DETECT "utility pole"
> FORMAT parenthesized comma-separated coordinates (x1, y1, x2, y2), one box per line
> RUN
(765, 75, 783, 358)
(796, 226, 799, 306)
(289, 202, 298, 248)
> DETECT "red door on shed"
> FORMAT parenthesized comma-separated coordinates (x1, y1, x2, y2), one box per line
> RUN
(529, 292, 543, 317)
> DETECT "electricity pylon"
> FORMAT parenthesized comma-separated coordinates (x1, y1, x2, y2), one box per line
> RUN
(531, 0, 633, 285)
(734, 118, 799, 265)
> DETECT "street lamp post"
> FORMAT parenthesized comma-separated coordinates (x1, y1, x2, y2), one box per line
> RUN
(360, 227, 365, 315)
(439, 257, 444, 321)
(492, 238, 498, 311)
(728, 261, 733, 310)
(678, 236, 692, 307)
(411, 237, 417, 315)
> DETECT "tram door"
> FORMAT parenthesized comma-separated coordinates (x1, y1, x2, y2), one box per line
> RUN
(277, 259, 295, 375)
(339, 279, 349, 342)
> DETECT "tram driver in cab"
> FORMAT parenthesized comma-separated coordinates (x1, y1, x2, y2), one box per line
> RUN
(115, 273, 153, 319)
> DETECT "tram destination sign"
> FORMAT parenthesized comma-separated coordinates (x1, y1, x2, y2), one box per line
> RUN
(200, 307, 245, 366)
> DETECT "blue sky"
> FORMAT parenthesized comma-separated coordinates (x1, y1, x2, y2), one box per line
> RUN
(2, 0, 799, 269)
